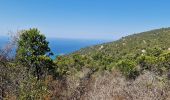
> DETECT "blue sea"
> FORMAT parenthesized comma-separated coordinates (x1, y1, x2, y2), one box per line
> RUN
(0, 36, 111, 58)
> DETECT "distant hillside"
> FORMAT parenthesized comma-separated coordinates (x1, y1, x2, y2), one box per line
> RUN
(76, 27, 170, 55)
(69, 28, 170, 71)
(55, 27, 170, 75)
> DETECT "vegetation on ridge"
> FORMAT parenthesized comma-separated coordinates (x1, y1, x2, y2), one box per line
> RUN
(1, 27, 170, 99)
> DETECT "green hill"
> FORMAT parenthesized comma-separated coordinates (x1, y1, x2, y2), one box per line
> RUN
(55, 27, 170, 79)
(53, 27, 170, 99)
(76, 27, 170, 56)
(70, 27, 170, 69)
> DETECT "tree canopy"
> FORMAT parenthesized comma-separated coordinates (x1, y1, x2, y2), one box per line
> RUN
(16, 28, 54, 80)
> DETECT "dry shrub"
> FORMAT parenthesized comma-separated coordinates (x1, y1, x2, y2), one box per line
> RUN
(81, 69, 127, 100)
(80, 70, 170, 100)
(0, 38, 17, 100)
(46, 67, 95, 100)
(45, 74, 84, 100)
(45, 76, 68, 100)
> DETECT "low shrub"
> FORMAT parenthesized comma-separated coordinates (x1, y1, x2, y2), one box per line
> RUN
(116, 59, 139, 79)
(137, 55, 158, 71)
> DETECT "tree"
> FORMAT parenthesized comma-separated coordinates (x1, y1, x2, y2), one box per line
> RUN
(16, 28, 54, 80)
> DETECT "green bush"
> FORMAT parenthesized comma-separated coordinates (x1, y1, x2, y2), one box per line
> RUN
(146, 47, 163, 57)
(137, 55, 158, 71)
(158, 51, 170, 69)
(72, 54, 86, 70)
(18, 75, 49, 100)
(54, 56, 72, 76)
(116, 59, 139, 79)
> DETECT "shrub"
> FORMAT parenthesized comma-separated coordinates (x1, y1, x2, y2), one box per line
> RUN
(18, 75, 49, 100)
(116, 59, 139, 79)
(72, 54, 85, 71)
(158, 51, 170, 70)
(54, 56, 72, 76)
(137, 55, 158, 71)
(146, 47, 163, 57)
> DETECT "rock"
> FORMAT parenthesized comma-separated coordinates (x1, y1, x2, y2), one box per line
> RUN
(142, 49, 146, 53)
(168, 48, 170, 51)
(99, 45, 104, 50)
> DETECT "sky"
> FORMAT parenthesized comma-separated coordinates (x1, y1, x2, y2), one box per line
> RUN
(0, 0, 170, 40)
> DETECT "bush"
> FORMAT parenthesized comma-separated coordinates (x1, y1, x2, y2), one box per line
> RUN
(116, 59, 139, 79)
(146, 47, 163, 57)
(158, 51, 170, 70)
(72, 54, 86, 70)
(137, 55, 158, 71)
(18, 75, 49, 100)
(54, 56, 72, 76)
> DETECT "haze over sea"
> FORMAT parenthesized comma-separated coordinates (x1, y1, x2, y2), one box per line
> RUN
(0, 36, 111, 58)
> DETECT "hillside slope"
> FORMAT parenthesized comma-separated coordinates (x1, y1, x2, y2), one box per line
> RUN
(66, 28, 170, 70)
(77, 28, 170, 55)
(54, 28, 170, 99)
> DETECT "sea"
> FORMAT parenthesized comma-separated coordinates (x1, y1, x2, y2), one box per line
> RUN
(0, 36, 111, 59)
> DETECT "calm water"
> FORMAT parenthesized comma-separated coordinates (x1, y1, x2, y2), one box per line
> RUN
(0, 37, 110, 58)
(48, 38, 108, 56)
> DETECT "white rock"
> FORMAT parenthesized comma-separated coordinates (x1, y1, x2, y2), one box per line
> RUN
(142, 49, 146, 53)
(99, 45, 104, 50)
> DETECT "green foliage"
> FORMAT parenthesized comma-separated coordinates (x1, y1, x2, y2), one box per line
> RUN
(158, 51, 170, 69)
(17, 28, 52, 58)
(0, 60, 49, 100)
(159, 51, 170, 62)
(3, 27, 170, 99)
(116, 59, 139, 79)
(137, 55, 158, 71)
(92, 52, 103, 60)
(91, 52, 114, 70)
(75, 28, 170, 68)
(69, 28, 170, 78)
(72, 27, 170, 78)
(72, 54, 86, 70)
(16, 28, 54, 79)
(55, 54, 93, 76)
(54, 56, 72, 76)
(53, 28, 170, 79)
(146, 47, 163, 57)
(18, 75, 49, 100)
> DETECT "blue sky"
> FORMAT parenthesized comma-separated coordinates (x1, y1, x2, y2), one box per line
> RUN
(0, 0, 170, 40)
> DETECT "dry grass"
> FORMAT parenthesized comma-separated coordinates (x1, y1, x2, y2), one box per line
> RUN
(79, 70, 170, 100)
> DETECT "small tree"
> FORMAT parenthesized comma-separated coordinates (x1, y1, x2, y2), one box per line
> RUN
(16, 28, 54, 80)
